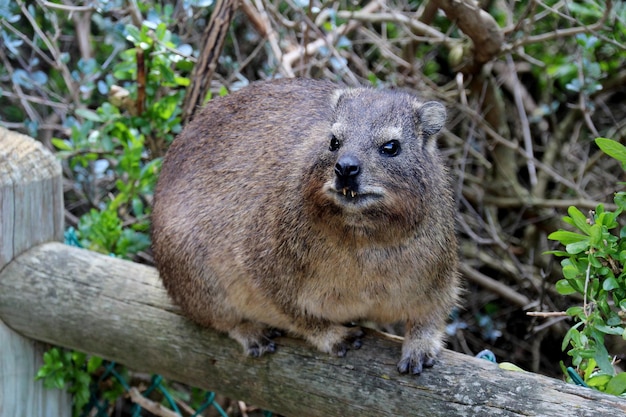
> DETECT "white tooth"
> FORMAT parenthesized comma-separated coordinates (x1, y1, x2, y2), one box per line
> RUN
(351, 191, 356, 198)
(342, 188, 347, 196)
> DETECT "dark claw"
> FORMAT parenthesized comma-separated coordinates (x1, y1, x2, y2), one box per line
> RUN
(246, 335, 278, 357)
(248, 343, 262, 358)
(266, 328, 284, 339)
(412, 362, 423, 375)
(332, 326, 364, 357)
(423, 356, 436, 368)
(397, 357, 422, 375)
(397, 352, 436, 375)
(334, 344, 348, 357)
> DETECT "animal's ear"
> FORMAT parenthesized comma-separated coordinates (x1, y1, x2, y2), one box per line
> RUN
(330, 89, 348, 110)
(415, 101, 447, 137)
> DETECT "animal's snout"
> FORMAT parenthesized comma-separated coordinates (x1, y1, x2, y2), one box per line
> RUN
(334, 155, 361, 179)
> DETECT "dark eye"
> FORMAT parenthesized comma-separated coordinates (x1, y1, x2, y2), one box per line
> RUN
(329, 135, 341, 152)
(379, 140, 401, 157)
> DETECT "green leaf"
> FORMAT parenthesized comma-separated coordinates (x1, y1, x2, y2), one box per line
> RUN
(543, 250, 570, 257)
(548, 230, 589, 245)
(593, 337, 615, 375)
(75, 108, 103, 122)
(596, 210, 618, 229)
(151, 96, 178, 120)
(587, 373, 612, 388)
(556, 279, 577, 295)
(125, 25, 142, 43)
(603, 277, 620, 291)
(566, 306, 585, 318)
(87, 356, 103, 373)
(588, 224, 603, 246)
(52, 373, 66, 389)
(175, 76, 190, 86)
(562, 326, 579, 351)
(566, 206, 592, 234)
(615, 193, 626, 211)
(562, 262, 582, 280)
(607, 314, 622, 327)
(596, 137, 626, 165)
(606, 373, 626, 395)
(71, 351, 86, 364)
(51, 138, 73, 151)
(566, 240, 589, 254)
(595, 323, 624, 336)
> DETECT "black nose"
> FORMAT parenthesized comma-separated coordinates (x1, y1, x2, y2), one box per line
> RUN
(334, 155, 361, 178)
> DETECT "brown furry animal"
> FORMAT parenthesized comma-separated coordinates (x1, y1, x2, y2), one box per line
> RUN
(152, 78, 460, 375)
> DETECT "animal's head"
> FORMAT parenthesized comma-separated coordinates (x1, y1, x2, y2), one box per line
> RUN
(304, 87, 448, 240)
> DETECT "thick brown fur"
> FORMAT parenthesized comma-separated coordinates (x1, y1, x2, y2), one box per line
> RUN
(152, 78, 460, 374)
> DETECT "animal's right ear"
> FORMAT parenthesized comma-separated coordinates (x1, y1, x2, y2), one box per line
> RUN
(415, 101, 447, 137)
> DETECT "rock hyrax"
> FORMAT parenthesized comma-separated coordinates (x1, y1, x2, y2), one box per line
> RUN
(152, 78, 460, 375)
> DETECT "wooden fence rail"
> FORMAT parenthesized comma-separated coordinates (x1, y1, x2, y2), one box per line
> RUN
(2, 128, 626, 416)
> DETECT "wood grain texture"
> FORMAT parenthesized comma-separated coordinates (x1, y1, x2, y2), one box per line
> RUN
(1, 242, 626, 416)
(0, 127, 70, 417)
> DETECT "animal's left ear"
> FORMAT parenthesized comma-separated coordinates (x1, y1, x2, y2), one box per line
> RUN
(414, 101, 447, 137)
(330, 88, 350, 111)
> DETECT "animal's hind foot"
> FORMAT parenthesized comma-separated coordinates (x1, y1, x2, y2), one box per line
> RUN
(306, 325, 364, 357)
(228, 323, 283, 357)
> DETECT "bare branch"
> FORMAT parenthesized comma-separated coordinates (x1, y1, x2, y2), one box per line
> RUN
(431, 0, 504, 66)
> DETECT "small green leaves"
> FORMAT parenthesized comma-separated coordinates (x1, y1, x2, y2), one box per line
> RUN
(35, 348, 93, 414)
(550, 137, 626, 395)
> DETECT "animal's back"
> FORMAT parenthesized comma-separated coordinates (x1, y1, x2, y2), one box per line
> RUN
(156, 78, 336, 209)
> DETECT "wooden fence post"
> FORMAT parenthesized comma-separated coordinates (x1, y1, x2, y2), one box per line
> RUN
(0, 127, 71, 417)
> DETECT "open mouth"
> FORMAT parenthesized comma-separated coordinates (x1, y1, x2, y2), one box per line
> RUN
(322, 182, 384, 206)
(340, 187, 359, 199)
(335, 187, 382, 204)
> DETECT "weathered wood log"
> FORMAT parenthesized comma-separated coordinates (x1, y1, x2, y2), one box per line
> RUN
(1, 242, 626, 416)
(0, 127, 71, 417)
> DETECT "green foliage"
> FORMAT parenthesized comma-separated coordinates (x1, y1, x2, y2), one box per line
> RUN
(36, 348, 125, 415)
(548, 138, 626, 395)
(52, 20, 189, 259)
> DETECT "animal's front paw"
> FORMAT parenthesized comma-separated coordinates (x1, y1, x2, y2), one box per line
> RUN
(308, 325, 364, 357)
(397, 349, 437, 375)
(397, 326, 443, 375)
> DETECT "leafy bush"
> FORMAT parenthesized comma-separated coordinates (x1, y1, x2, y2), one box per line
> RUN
(548, 138, 626, 396)
(53, 20, 190, 258)
(36, 348, 125, 415)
